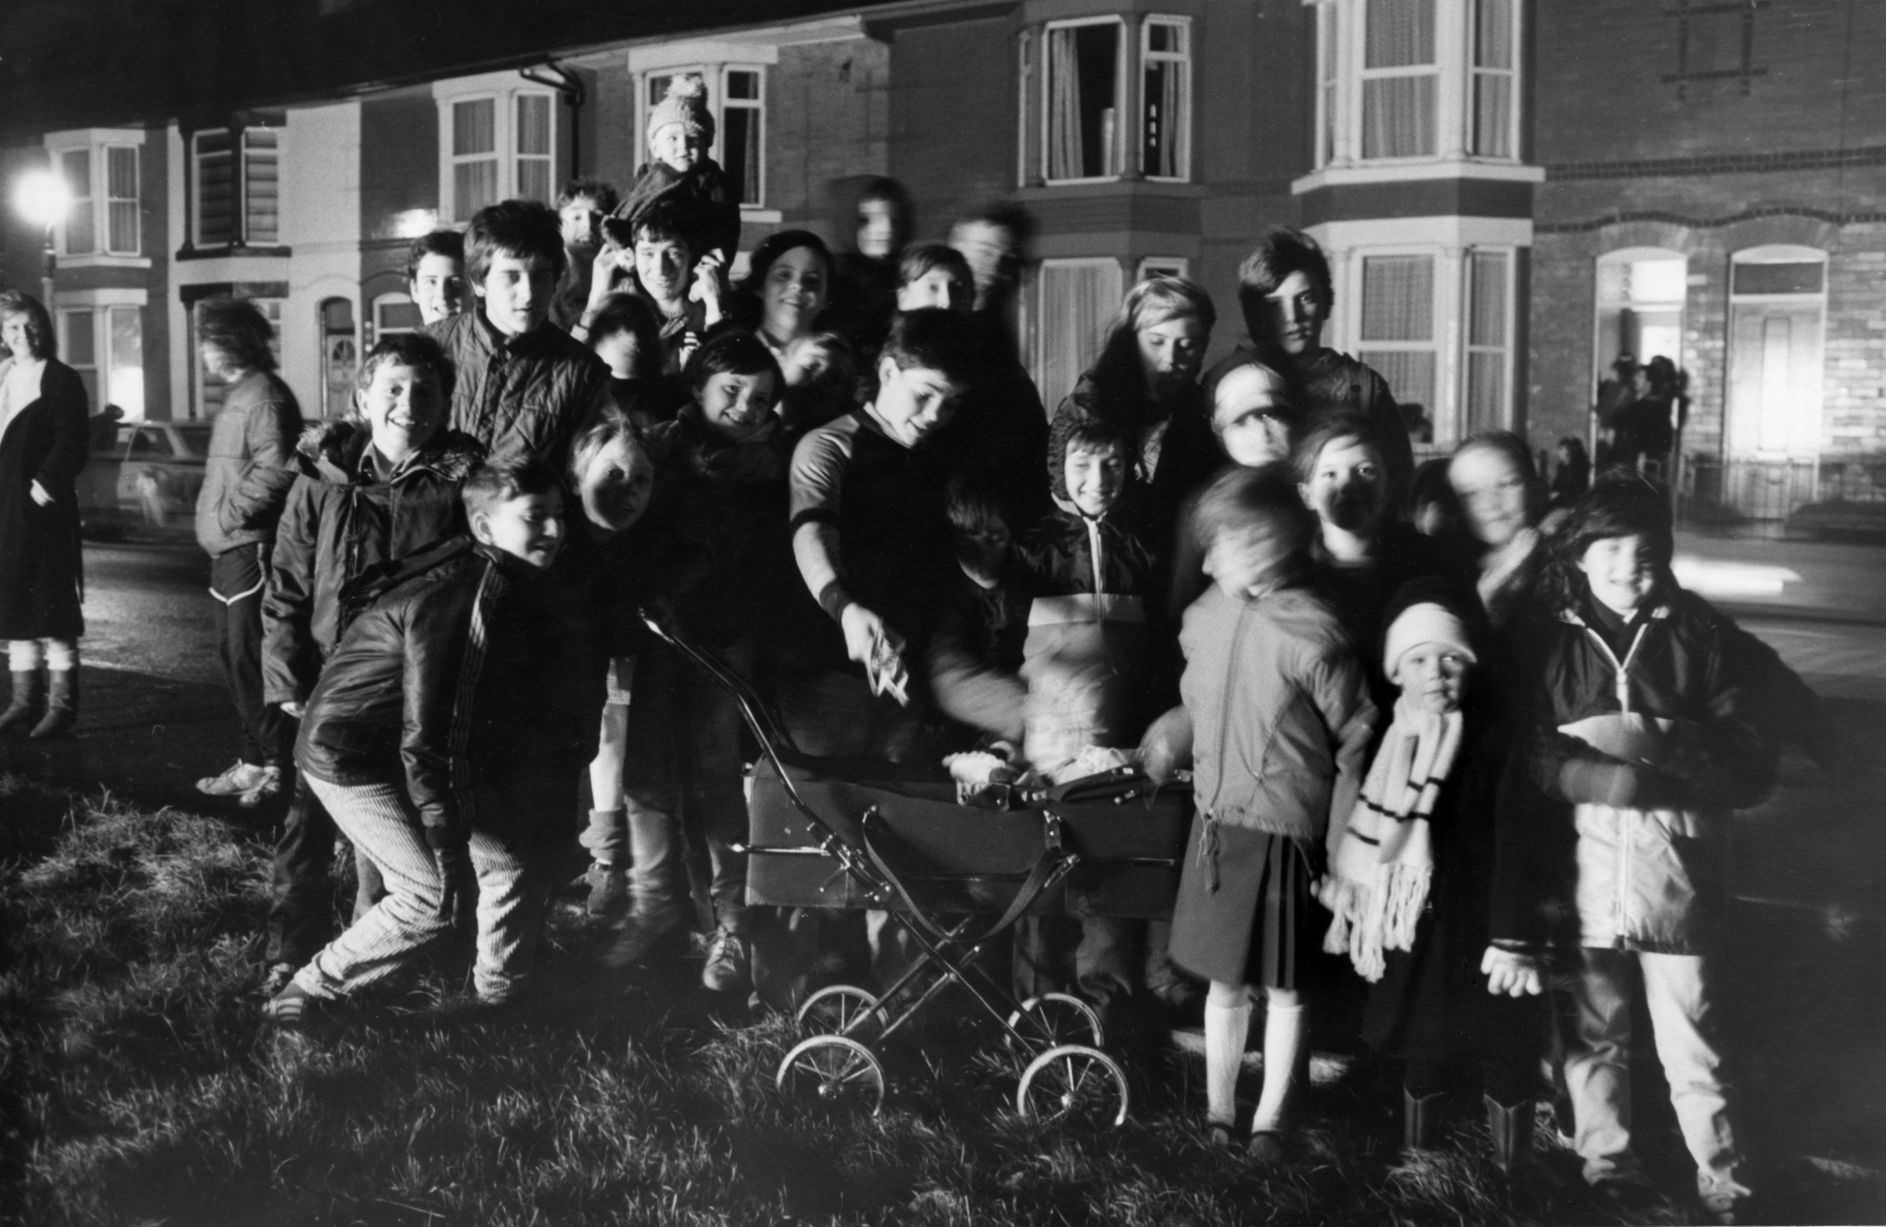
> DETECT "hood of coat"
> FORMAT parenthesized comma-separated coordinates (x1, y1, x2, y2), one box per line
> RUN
(296, 419, 486, 485)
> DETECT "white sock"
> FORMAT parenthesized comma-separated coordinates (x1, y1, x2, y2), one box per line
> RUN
(1252, 1001, 1308, 1134)
(1204, 998, 1252, 1127)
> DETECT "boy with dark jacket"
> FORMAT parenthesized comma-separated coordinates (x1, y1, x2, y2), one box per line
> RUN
(257, 334, 484, 992)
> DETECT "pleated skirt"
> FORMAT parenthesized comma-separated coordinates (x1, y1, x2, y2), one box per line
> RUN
(1167, 818, 1317, 991)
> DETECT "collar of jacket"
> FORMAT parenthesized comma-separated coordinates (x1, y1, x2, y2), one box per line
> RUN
(299, 420, 486, 485)
(1555, 599, 1672, 629)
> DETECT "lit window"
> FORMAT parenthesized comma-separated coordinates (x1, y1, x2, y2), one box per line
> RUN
(639, 67, 768, 208)
(440, 88, 557, 223)
(57, 304, 145, 417)
(1463, 248, 1512, 434)
(49, 142, 141, 257)
(1356, 253, 1437, 417)
(192, 123, 280, 248)
(1362, 0, 1438, 159)
(60, 151, 95, 254)
(1035, 258, 1124, 406)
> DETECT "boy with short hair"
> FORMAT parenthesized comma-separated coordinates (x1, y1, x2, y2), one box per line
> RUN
(427, 200, 608, 471)
(583, 202, 723, 374)
(896, 243, 974, 316)
(554, 177, 619, 332)
(405, 230, 466, 326)
(264, 459, 605, 1022)
(257, 333, 486, 993)
(609, 74, 741, 270)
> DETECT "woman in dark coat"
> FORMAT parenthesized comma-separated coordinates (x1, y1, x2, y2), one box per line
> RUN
(0, 290, 89, 738)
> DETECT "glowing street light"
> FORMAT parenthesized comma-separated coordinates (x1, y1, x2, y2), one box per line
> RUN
(13, 167, 71, 304)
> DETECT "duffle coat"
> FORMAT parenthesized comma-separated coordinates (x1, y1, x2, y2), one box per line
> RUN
(0, 358, 88, 641)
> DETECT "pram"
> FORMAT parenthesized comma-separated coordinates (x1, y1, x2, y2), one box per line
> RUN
(645, 618, 1192, 1127)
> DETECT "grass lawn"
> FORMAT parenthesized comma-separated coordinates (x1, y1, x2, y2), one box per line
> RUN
(0, 772, 1879, 1226)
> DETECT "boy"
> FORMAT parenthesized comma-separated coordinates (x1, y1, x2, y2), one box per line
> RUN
(405, 230, 466, 326)
(895, 243, 974, 316)
(582, 202, 723, 374)
(264, 459, 604, 1022)
(257, 333, 485, 993)
(609, 74, 741, 271)
(427, 199, 608, 471)
(192, 297, 304, 808)
(554, 177, 618, 332)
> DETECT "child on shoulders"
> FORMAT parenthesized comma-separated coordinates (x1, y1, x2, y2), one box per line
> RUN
(609, 74, 742, 272)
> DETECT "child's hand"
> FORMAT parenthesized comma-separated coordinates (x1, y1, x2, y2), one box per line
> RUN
(1480, 945, 1543, 997)
(279, 700, 304, 720)
(839, 604, 909, 705)
(1137, 706, 1193, 784)
(690, 252, 725, 322)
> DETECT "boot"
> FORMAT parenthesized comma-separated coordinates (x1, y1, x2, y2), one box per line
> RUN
(1485, 1095, 1531, 1176)
(1404, 1087, 1447, 1152)
(0, 670, 44, 737)
(29, 669, 77, 739)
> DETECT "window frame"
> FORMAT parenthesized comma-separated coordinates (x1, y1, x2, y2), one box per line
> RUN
(633, 63, 771, 210)
(1356, 0, 1442, 162)
(55, 298, 146, 418)
(435, 82, 560, 225)
(1033, 256, 1126, 405)
(1139, 15, 1193, 183)
(1349, 246, 1444, 430)
(46, 136, 144, 259)
(1461, 244, 1516, 435)
(1040, 15, 1131, 186)
(189, 119, 282, 250)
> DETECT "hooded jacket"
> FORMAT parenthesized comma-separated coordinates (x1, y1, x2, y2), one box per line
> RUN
(261, 421, 484, 707)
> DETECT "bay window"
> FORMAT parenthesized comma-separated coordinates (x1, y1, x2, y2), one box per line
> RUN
(435, 80, 557, 224)
(637, 65, 768, 208)
(45, 133, 144, 258)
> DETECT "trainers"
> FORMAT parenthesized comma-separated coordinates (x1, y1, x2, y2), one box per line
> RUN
(196, 760, 279, 800)
(583, 862, 628, 919)
(262, 981, 321, 1027)
(260, 962, 297, 997)
(701, 927, 752, 994)
(600, 900, 684, 971)
(1698, 1174, 1753, 1225)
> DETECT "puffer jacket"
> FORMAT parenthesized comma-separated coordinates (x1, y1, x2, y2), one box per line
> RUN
(194, 368, 303, 556)
(1179, 577, 1376, 850)
(295, 537, 605, 843)
(1495, 588, 1779, 953)
(261, 421, 485, 707)
(427, 309, 607, 468)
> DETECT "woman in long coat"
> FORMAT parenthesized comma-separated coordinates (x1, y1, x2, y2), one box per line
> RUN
(0, 290, 89, 738)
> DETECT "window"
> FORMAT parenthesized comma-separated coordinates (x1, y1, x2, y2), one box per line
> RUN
(439, 87, 556, 223)
(1035, 258, 1124, 408)
(1462, 248, 1512, 434)
(48, 139, 141, 257)
(1136, 256, 1190, 282)
(57, 304, 145, 417)
(1031, 14, 1191, 185)
(638, 67, 768, 208)
(371, 292, 424, 342)
(192, 123, 280, 248)
(1356, 253, 1438, 419)
(1309, 0, 1525, 172)
(1727, 246, 1825, 459)
(1594, 250, 1686, 389)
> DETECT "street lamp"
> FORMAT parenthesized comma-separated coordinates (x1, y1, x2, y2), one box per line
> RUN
(14, 167, 71, 305)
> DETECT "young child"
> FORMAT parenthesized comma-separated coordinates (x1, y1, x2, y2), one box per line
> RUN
(1321, 584, 1538, 1172)
(405, 230, 466, 327)
(427, 199, 608, 470)
(1149, 463, 1376, 1162)
(1487, 474, 1777, 1223)
(263, 459, 607, 1022)
(609, 74, 741, 272)
(927, 473, 1029, 753)
(599, 330, 791, 995)
(554, 177, 618, 333)
(585, 202, 724, 375)
(258, 334, 485, 993)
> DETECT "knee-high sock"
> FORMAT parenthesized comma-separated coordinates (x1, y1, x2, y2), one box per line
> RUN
(1253, 1001, 1308, 1134)
(1204, 990, 1252, 1127)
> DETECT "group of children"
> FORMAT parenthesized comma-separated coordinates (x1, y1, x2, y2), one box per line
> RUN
(150, 72, 1810, 1225)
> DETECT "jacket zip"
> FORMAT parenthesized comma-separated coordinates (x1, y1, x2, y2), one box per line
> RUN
(1575, 615, 1652, 940)
(1198, 597, 1251, 893)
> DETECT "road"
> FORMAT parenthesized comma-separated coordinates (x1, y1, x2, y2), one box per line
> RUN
(83, 539, 220, 686)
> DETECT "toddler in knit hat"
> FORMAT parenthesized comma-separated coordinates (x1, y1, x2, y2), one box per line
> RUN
(607, 75, 743, 278)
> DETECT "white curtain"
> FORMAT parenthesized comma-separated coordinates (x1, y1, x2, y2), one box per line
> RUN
(1359, 253, 1436, 413)
(1362, 0, 1436, 158)
(1039, 262, 1123, 409)
(1048, 28, 1084, 180)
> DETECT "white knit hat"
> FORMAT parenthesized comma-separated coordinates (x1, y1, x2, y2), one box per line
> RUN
(648, 74, 715, 146)
(1383, 602, 1476, 682)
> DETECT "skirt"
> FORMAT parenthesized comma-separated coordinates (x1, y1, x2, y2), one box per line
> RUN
(1167, 819, 1317, 991)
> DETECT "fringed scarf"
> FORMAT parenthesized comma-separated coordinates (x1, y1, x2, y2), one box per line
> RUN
(1321, 695, 1464, 981)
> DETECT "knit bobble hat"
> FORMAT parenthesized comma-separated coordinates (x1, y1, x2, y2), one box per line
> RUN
(1382, 602, 1476, 683)
(648, 74, 716, 147)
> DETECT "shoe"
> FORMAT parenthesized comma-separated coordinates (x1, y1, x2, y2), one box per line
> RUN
(701, 927, 751, 994)
(238, 767, 285, 808)
(263, 981, 321, 1027)
(1589, 1159, 1661, 1214)
(261, 962, 297, 997)
(197, 760, 278, 798)
(600, 900, 685, 971)
(1246, 1130, 1288, 1166)
(1698, 1173, 1753, 1225)
(1206, 1121, 1237, 1149)
(583, 862, 628, 919)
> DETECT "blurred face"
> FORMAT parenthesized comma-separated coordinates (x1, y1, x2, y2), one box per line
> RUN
(1300, 436, 1388, 535)
(634, 235, 692, 307)
(1205, 518, 1292, 598)
(872, 359, 961, 448)
(953, 517, 1011, 582)
(650, 124, 706, 173)
(474, 490, 563, 569)
(591, 328, 649, 381)
(1258, 270, 1327, 358)
(409, 253, 466, 325)
(761, 246, 827, 343)
(578, 435, 655, 534)
(199, 340, 242, 381)
(476, 251, 556, 338)
(698, 368, 778, 441)
(1065, 442, 1126, 519)
(1212, 365, 1293, 466)
(857, 198, 900, 260)
(897, 269, 968, 314)
(782, 337, 834, 388)
(2, 313, 35, 360)
(1397, 643, 1471, 715)
(1136, 314, 1208, 404)
(1577, 533, 1660, 618)
(559, 195, 604, 252)
(950, 220, 1017, 309)
(1449, 445, 1532, 549)
(358, 360, 445, 461)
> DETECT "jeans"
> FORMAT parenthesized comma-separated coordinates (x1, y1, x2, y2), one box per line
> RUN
(1564, 947, 1739, 1187)
(297, 775, 565, 1003)
(265, 771, 385, 966)
(210, 543, 287, 767)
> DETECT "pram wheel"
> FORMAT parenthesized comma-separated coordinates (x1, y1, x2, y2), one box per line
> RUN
(796, 984, 884, 1039)
(1005, 992, 1105, 1054)
(776, 1035, 887, 1115)
(1015, 1043, 1130, 1127)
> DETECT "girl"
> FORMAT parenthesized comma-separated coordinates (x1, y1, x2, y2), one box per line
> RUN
(1488, 474, 1777, 1224)
(735, 230, 834, 370)
(1148, 464, 1376, 1162)
(1446, 431, 1549, 628)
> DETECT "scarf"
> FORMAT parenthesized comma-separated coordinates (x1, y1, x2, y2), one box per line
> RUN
(1321, 694, 1463, 981)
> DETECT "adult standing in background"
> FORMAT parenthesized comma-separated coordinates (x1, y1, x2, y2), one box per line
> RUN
(0, 291, 89, 739)
(193, 298, 304, 807)
(1206, 226, 1413, 504)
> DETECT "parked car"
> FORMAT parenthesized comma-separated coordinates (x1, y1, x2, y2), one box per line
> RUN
(82, 421, 215, 532)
